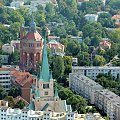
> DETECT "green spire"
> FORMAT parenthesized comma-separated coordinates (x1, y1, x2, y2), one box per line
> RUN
(55, 84, 59, 98)
(40, 35, 50, 82)
(50, 71, 53, 80)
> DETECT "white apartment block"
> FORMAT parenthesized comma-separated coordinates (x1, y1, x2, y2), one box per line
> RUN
(69, 74, 103, 104)
(85, 14, 98, 22)
(72, 66, 120, 80)
(2, 44, 14, 54)
(69, 73, 120, 120)
(95, 89, 120, 120)
(0, 70, 11, 91)
(0, 107, 105, 120)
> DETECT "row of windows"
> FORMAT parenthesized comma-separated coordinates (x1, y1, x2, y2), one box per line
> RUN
(23, 43, 42, 47)
(0, 77, 10, 79)
(0, 81, 10, 83)
(0, 74, 9, 75)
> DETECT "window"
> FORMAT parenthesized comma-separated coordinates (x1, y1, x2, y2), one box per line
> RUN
(29, 43, 34, 47)
(43, 84, 49, 89)
(44, 92, 48, 95)
(37, 44, 40, 47)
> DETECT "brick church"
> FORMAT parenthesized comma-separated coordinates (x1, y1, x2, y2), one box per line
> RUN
(20, 19, 43, 71)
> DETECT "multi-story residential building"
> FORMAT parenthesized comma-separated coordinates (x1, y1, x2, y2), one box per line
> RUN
(69, 73, 120, 120)
(69, 74, 103, 104)
(0, 69, 11, 91)
(72, 66, 120, 80)
(0, 107, 105, 120)
(84, 14, 98, 22)
(95, 89, 120, 120)
(0, 100, 105, 120)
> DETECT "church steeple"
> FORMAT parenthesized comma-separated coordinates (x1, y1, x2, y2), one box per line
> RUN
(39, 34, 50, 82)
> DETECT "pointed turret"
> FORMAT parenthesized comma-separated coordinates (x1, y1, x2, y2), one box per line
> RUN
(54, 84, 59, 98)
(30, 16, 36, 32)
(39, 35, 50, 82)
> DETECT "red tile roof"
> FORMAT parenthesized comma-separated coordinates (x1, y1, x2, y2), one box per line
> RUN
(112, 15, 120, 19)
(14, 96, 29, 106)
(12, 72, 33, 87)
(25, 31, 42, 41)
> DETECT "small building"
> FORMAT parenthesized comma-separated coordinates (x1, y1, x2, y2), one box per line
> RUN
(85, 14, 98, 22)
(2, 44, 14, 54)
(112, 15, 120, 27)
(99, 38, 111, 49)
(0, 69, 12, 91)
(47, 40, 65, 57)
(10, 1, 24, 8)
(72, 58, 78, 66)
(48, 36, 60, 42)
(0, 55, 9, 64)
(77, 0, 89, 6)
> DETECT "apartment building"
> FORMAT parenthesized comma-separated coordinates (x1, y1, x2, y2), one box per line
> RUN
(0, 107, 105, 120)
(69, 74, 103, 104)
(0, 70, 11, 91)
(95, 89, 120, 120)
(72, 66, 120, 80)
(69, 73, 120, 120)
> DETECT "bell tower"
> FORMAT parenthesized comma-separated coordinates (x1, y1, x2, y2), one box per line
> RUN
(20, 19, 43, 71)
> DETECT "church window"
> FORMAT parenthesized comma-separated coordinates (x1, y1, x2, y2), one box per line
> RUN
(43, 84, 49, 89)
(44, 92, 48, 95)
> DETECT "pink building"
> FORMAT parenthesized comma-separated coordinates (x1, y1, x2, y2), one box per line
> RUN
(47, 40, 65, 56)
(112, 15, 120, 27)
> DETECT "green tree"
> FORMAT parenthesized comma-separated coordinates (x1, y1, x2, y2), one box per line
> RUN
(4, 96, 15, 108)
(8, 85, 21, 98)
(14, 100, 25, 109)
(66, 39, 81, 56)
(63, 56, 72, 75)
(93, 55, 106, 66)
(53, 56, 65, 79)
(0, 85, 7, 99)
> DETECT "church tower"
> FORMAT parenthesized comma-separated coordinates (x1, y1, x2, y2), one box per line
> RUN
(28, 35, 72, 112)
(20, 19, 43, 71)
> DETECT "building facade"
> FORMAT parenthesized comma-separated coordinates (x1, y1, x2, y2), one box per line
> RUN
(72, 66, 120, 80)
(95, 89, 120, 120)
(47, 40, 65, 57)
(2, 44, 14, 54)
(0, 70, 11, 91)
(69, 74, 103, 104)
(20, 20, 43, 71)
(69, 73, 120, 120)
